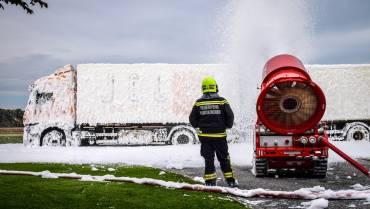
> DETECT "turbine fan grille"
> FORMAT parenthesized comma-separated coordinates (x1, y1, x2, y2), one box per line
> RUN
(261, 81, 318, 130)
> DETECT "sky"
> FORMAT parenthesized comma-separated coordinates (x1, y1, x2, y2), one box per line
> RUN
(0, 0, 370, 109)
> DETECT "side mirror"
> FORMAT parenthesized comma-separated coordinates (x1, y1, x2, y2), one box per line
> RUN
(28, 83, 35, 92)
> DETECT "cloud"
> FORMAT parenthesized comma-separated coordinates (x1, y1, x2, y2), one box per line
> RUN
(311, 0, 370, 33)
(0, 95, 28, 109)
(0, 54, 65, 97)
(1, 0, 370, 108)
(0, 0, 225, 108)
(0, 54, 58, 78)
(311, 27, 370, 63)
(0, 0, 223, 63)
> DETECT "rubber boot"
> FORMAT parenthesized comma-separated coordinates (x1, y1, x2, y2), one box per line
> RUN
(226, 178, 238, 188)
(205, 179, 216, 186)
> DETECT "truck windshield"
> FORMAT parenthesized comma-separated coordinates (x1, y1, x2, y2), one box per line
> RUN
(36, 92, 53, 105)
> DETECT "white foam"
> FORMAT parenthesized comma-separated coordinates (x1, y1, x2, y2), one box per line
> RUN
(217, 0, 314, 122)
(301, 198, 328, 209)
(0, 141, 368, 169)
(1, 169, 369, 201)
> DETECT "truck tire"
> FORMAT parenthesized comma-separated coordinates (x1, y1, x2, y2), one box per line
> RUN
(312, 158, 327, 178)
(169, 127, 196, 145)
(80, 138, 89, 146)
(254, 158, 268, 177)
(40, 129, 66, 146)
(344, 122, 370, 141)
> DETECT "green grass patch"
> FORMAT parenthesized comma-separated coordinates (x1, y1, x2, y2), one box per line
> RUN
(0, 134, 23, 144)
(0, 163, 248, 209)
(0, 163, 196, 184)
(0, 175, 246, 209)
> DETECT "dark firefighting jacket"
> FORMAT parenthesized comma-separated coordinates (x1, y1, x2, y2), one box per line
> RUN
(189, 93, 234, 137)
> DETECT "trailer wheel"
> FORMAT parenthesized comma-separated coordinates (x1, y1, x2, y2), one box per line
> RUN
(170, 127, 196, 145)
(312, 158, 327, 178)
(344, 122, 370, 141)
(254, 158, 268, 177)
(40, 129, 66, 146)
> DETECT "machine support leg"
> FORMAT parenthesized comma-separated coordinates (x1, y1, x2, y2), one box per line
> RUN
(322, 140, 369, 176)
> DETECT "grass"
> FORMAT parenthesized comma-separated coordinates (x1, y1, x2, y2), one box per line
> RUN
(0, 134, 23, 144)
(0, 163, 196, 184)
(0, 127, 23, 144)
(0, 176, 246, 209)
(0, 163, 247, 209)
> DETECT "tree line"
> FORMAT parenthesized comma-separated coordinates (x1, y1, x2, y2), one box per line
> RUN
(0, 109, 24, 127)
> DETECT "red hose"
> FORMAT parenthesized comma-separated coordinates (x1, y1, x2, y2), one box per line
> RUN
(322, 140, 369, 176)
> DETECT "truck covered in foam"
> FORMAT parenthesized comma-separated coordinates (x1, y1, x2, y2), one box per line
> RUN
(23, 64, 238, 146)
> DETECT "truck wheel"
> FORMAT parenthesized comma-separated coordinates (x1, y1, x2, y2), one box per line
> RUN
(80, 138, 89, 146)
(312, 158, 327, 178)
(170, 128, 196, 145)
(254, 158, 268, 177)
(345, 123, 370, 141)
(41, 129, 66, 146)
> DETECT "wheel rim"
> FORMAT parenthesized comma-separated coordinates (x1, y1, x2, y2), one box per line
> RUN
(177, 134, 190, 144)
(353, 131, 364, 141)
(171, 128, 195, 145)
(347, 125, 369, 141)
(42, 130, 65, 146)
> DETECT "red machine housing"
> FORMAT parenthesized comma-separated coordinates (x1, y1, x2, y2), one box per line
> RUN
(254, 54, 369, 177)
(257, 54, 326, 135)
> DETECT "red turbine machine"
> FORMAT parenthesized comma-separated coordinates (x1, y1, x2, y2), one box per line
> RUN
(254, 54, 369, 177)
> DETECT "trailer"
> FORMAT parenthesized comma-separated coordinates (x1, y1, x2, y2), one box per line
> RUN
(23, 64, 237, 146)
(307, 64, 370, 141)
(75, 64, 226, 146)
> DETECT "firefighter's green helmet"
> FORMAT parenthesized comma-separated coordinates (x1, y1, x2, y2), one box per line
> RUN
(201, 76, 218, 93)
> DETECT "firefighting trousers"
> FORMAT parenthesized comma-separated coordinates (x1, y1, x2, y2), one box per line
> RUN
(199, 136, 234, 181)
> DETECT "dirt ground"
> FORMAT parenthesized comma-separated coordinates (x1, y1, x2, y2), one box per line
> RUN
(0, 127, 23, 134)
(175, 159, 370, 209)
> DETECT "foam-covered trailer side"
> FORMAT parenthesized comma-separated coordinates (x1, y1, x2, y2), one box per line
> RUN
(307, 64, 370, 141)
(76, 64, 230, 145)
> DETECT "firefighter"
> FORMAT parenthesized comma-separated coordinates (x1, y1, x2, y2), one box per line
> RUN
(189, 76, 237, 187)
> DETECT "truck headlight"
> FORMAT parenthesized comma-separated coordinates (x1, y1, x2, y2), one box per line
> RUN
(300, 137, 308, 144)
(309, 136, 316, 144)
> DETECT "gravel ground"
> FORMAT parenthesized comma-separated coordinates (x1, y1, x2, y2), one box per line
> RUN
(174, 158, 370, 209)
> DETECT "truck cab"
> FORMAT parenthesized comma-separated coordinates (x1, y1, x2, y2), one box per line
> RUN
(23, 65, 76, 146)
